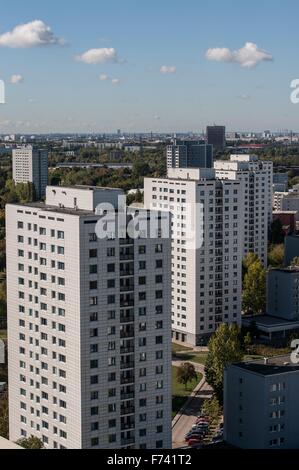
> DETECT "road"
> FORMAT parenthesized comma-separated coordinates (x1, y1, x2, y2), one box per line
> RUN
(172, 360, 213, 449)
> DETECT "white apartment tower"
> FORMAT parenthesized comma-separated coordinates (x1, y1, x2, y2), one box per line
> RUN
(214, 155, 273, 266)
(144, 168, 243, 346)
(13, 146, 48, 199)
(6, 186, 172, 449)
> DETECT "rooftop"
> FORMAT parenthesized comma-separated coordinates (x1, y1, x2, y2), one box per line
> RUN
(11, 201, 95, 216)
(268, 267, 299, 274)
(51, 185, 123, 192)
(231, 356, 299, 376)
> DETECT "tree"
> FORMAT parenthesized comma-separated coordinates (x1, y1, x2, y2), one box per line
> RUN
(0, 392, 9, 439)
(291, 257, 299, 267)
(176, 363, 198, 390)
(132, 161, 150, 178)
(242, 252, 259, 280)
(242, 259, 266, 315)
(268, 244, 284, 267)
(17, 436, 44, 449)
(205, 324, 244, 401)
(243, 332, 252, 352)
(269, 219, 285, 245)
(201, 397, 222, 426)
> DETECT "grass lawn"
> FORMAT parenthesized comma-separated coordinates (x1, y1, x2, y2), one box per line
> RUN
(172, 366, 203, 418)
(172, 343, 193, 354)
(173, 351, 208, 366)
(244, 355, 264, 362)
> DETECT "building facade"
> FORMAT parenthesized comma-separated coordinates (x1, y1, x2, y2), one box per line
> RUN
(224, 358, 299, 449)
(206, 125, 226, 151)
(284, 234, 299, 266)
(12, 146, 48, 199)
(144, 168, 243, 346)
(166, 140, 213, 170)
(215, 155, 273, 266)
(6, 186, 172, 449)
(273, 192, 289, 212)
(267, 268, 299, 321)
(273, 173, 288, 193)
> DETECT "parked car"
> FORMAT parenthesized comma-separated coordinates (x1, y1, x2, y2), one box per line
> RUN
(185, 431, 205, 439)
(188, 438, 202, 446)
(193, 423, 209, 429)
(192, 425, 208, 432)
(185, 432, 204, 441)
(196, 418, 209, 424)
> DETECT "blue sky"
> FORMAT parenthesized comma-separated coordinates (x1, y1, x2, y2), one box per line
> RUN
(0, 0, 299, 133)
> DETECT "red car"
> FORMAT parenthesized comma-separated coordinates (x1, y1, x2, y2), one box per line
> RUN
(188, 438, 202, 446)
(196, 418, 209, 424)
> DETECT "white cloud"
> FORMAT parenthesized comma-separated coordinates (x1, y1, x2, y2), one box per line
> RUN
(10, 74, 23, 84)
(237, 94, 251, 100)
(0, 20, 64, 48)
(76, 48, 117, 65)
(111, 78, 120, 85)
(160, 65, 176, 74)
(99, 74, 109, 81)
(205, 42, 273, 68)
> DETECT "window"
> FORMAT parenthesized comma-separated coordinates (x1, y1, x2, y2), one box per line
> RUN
(107, 264, 115, 273)
(89, 249, 98, 258)
(90, 281, 98, 290)
(107, 248, 115, 257)
(89, 233, 97, 242)
(90, 265, 98, 274)
(90, 297, 98, 306)
(57, 231, 64, 240)
(139, 246, 146, 254)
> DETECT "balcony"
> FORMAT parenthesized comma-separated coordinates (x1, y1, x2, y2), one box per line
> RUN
(120, 346, 134, 354)
(120, 300, 134, 308)
(120, 286, 135, 293)
(121, 406, 135, 416)
(121, 423, 135, 431)
(120, 361, 135, 370)
(120, 238, 134, 246)
(120, 376, 135, 385)
(120, 392, 135, 401)
(120, 315, 134, 324)
(120, 331, 135, 340)
(121, 438, 135, 446)
(120, 270, 135, 277)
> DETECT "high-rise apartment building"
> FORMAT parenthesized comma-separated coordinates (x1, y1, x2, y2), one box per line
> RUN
(6, 186, 172, 449)
(224, 357, 299, 449)
(144, 168, 243, 346)
(206, 126, 226, 151)
(12, 145, 48, 199)
(215, 155, 273, 266)
(166, 140, 213, 170)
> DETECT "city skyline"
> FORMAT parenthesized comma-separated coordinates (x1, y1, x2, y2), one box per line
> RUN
(0, 0, 299, 133)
